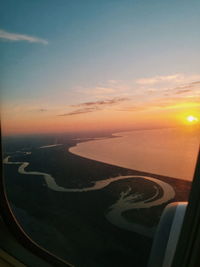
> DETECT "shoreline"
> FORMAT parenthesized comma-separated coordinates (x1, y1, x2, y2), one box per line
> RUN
(69, 128, 199, 181)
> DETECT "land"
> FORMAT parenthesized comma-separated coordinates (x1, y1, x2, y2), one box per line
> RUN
(2, 134, 191, 267)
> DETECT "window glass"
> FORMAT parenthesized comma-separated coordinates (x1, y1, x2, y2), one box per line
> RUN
(1, 1, 200, 266)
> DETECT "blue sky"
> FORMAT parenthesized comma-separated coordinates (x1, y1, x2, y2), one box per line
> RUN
(1, 0, 200, 134)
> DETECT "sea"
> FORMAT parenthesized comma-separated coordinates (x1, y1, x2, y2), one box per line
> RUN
(69, 127, 200, 181)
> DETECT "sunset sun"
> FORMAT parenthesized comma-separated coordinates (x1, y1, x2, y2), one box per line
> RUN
(186, 115, 199, 123)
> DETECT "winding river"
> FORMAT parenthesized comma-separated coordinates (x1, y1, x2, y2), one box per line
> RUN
(3, 148, 175, 237)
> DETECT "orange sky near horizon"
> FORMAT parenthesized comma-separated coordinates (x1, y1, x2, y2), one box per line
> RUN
(1, 97, 200, 136)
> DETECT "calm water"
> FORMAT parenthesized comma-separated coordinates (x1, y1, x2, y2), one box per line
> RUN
(69, 127, 200, 181)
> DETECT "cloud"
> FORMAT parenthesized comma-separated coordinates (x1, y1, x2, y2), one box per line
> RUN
(135, 74, 200, 99)
(174, 85, 191, 91)
(58, 98, 129, 116)
(190, 81, 200, 86)
(38, 108, 48, 112)
(71, 97, 129, 108)
(171, 79, 200, 95)
(58, 107, 100, 116)
(174, 80, 200, 90)
(136, 74, 184, 85)
(175, 89, 192, 94)
(136, 74, 200, 87)
(0, 29, 48, 45)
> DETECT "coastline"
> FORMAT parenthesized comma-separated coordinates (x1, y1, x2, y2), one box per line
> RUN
(69, 128, 199, 181)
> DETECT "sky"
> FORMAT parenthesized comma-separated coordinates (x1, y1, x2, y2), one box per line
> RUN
(1, 0, 200, 135)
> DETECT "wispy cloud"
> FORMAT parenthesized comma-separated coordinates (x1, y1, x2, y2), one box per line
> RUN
(136, 74, 200, 86)
(174, 80, 200, 90)
(0, 29, 48, 45)
(175, 89, 192, 94)
(136, 74, 184, 85)
(58, 107, 100, 116)
(71, 98, 129, 108)
(190, 81, 200, 86)
(168, 79, 200, 96)
(58, 97, 129, 116)
(38, 108, 48, 112)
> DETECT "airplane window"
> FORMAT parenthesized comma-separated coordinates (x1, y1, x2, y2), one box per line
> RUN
(1, 1, 200, 266)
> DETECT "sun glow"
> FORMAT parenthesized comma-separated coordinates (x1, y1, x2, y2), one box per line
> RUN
(186, 115, 199, 123)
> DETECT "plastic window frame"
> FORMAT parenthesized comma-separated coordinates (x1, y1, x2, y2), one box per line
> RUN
(171, 148, 200, 267)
